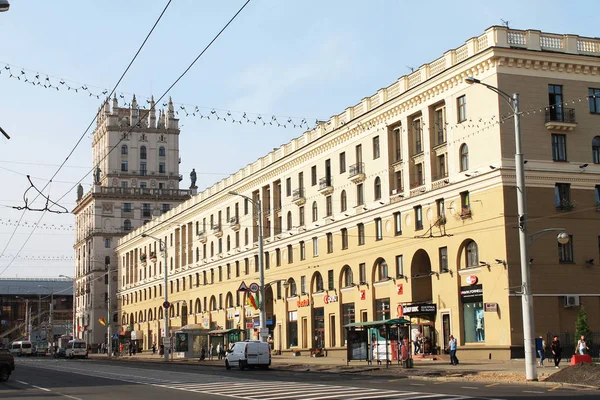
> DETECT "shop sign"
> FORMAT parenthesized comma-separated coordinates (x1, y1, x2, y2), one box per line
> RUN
(401, 303, 437, 315)
(359, 290, 366, 300)
(324, 295, 338, 304)
(484, 302, 498, 312)
(465, 275, 478, 285)
(460, 284, 483, 300)
(396, 284, 403, 295)
(235, 310, 241, 323)
(246, 322, 254, 329)
(297, 299, 310, 307)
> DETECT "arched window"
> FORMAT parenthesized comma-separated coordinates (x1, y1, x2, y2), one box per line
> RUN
(342, 265, 353, 287)
(288, 278, 297, 297)
(377, 258, 388, 281)
(121, 144, 128, 155)
(158, 307, 163, 319)
(287, 211, 292, 231)
(312, 201, 318, 222)
(465, 240, 479, 268)
(195, 298, 201, 313)
(340, 190, 347, 212)
(593, 136, 600, 164)
(124, 219, 132, 231)
(140, 145, 147, 160)
(226, 292, 233, 308)
(460, 144, 469, 171)
(314, 272, 324, 292)
(159, 146, 166, 157)
(374, 177, 381, 200)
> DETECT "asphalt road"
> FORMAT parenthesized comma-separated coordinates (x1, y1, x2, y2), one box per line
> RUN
(0, 357, 598, 400)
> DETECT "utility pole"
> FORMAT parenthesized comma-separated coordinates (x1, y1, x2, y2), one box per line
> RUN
(107, 263, 112, 359)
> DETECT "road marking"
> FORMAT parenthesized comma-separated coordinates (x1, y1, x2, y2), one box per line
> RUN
(522, 390, 544, 394)
(15, 380, 29, 385)
(56, 393, 84, 400)
(410, 383, 426, 386)
(461, 386, 478, 389)
(485, 383, 499, 387)
(548, 386, 561, 391)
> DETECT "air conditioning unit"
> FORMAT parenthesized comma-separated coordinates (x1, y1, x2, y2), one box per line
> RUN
(564, 295, 580, 308)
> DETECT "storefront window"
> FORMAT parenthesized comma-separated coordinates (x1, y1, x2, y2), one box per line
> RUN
(342, 303, 355, 344)
(288, 311, 298, 347)
(374, 298, 390, 320)
(463, 302, 485, 342)
(313, 307, 325, 349)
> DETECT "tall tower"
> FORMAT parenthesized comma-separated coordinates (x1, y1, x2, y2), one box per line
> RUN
(72, 95, 191, 346)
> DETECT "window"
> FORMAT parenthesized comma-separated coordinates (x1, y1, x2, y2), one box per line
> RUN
(121, 181, 128, 188)
(342, 266, 353, 287)
(414, 206, 423, 230)
(395, 255, 404, 278)
(393, 212, 402, 235)
(340, 190, 347, 212)
(359, 263, 366, 284)
(374, 177, 381, 200)
(142, 203, 152, 217)
(123, 203, 132, 213)
(121, 144, 128, 155)
(299, 206, 305, 226)
(326, 196, 332, 217)
(465, 241, 479, 268)
(460, 144, 469, 171)
(437, 154, 446, 179)
(555, 183, 572, 210)
(339, 152, 346, 173)
(548, 84, 563, 121)
(357, 184, 364, 206)
(372, 136, 380, 159)
(357, 223, 365, 245)
(314, 273, 324, 293)
(311, 166, 317, 186)
(312, 201, 318, 222)
(558, 235, 574, 262)
(435, 106, 446, 144)
(140, 146, 147, 160)
(287, 244, 293, 263)
(264, 252, 270, 270)
(124, 219, 132, 231)
(140, 162, 147, 176)
(312, 237, 318, 257)
(300, 241, 306, 260)
(414, 119, 422, 154)
(393, 127, 402, 162)
(457, 95, 466, 122)
(104, 238, 110, 248)
(341, 228, 348, 250)
(596, 185, 600, 207)
(300, 276, 306, 294)
(121, 160, 128, 172)
(377, 259, 388, 281)
(287, 211, 292, 230)
(276, 248, 281, 266)
(139, 181, 147, 188)
(394, 171, 403, 193)
(159, 162, 166, 173)
(416, 163, 423, 186)
(593, 136, 600, 164)
(439, 247, 448, 273)
(589, 88, 600, 114)
(286, 178, 291, 197)
(375, 218, 383, 241)
(159, 146, 166, 157)
(461, 191, 470, 212)
(552, 134, 567, 161)
(326, 233, 333, 253)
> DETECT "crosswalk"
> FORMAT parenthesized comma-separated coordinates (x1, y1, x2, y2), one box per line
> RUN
(18, 359, 503, 400)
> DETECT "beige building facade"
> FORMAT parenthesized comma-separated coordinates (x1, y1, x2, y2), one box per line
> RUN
(116, 26, 600, 359)
(72, 96, 192, 346)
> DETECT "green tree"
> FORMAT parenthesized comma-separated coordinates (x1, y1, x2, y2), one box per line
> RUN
(574, 306, 592, 350)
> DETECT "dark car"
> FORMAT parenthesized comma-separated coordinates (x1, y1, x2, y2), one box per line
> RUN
(0, 349, 15, 382)
(53, 347, 66, 359)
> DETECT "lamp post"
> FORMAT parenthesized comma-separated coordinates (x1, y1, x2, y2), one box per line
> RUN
(465, 77, 571, 381)
(15, 296, 30, 340)
(228, 191, 266, 342)
(58, 275, 75, 338)
(141, 233, 169, 361)
(38, 285, 54, 344)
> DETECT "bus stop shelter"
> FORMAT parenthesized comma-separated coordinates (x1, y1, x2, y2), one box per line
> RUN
(344, 318, 412, 368)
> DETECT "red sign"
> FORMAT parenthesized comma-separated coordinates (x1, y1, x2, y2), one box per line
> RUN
(466, 275, 478, 285)
(246, 322, 254, 329)
(324, 295, 338, 304)
(359, 290, 366, 300)
(396, 284, 403, 295)
(297, 299, 310, 307)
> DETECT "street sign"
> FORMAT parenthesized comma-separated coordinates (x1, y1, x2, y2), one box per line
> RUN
(163, 301, 170, 309)
(237, 281, 249, 292)
(249, 282, 259, 293)
(259, 327, 269, 337)
(112, 333, 119, 340)
(245, 322, 254, 329)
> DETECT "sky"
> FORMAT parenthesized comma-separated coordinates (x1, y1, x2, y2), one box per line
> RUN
(0, 0, 597, 278)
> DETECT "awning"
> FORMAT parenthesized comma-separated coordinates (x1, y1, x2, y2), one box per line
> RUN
(208, 328, 243, 335)
(344, 318, 411, 328)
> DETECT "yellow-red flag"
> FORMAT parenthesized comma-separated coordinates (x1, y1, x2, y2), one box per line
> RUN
(99, 318, 107, 326)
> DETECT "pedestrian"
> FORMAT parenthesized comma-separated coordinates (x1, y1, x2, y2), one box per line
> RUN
(536, 336, 546, 367)
(577, 335, 589, 355)
(208, 343, 214, 360)
(413, 332, 422, 355)
(152, 343, 156, 354)
(101, 342, 106, 354)
(128, 341, 133, 356)
(200, 347, 206, 361)
(551, 335, 562, 368)
(446, 334, 458, 365)
(216, 342, 222, 360)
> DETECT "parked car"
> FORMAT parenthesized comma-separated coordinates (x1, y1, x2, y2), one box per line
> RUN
(53, 347, 66, 358)
(65, 340, 88, 359)
(225, 340, 270, 370)
(0, 349, 15, 382)
(9, 341, 33, 357)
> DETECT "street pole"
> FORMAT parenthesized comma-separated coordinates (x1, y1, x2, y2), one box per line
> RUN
(257, 198, 266, 343)
(163, 240, 169, 361)
(107, 264, 112, 359)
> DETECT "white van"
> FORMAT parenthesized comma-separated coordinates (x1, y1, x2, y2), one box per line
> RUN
(10, 341, 33, 357)
(225, 340, 270, 370)
(65, 340, 88, 359)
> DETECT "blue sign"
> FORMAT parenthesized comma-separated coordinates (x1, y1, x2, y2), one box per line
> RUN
(112, 333, 119, 340)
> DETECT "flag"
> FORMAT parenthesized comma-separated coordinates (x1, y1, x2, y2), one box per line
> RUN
(99, 318, 106, 326)
(246, 293, 259, 310)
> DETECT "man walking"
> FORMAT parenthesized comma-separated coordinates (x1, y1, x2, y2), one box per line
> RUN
(551, 336, 562, 368)
(446, 334, 458, 365)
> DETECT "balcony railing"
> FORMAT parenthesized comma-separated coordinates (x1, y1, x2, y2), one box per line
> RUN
(229, 216, 239, 226)
(348, 163, 365, 178)
(410, 180, 424, 189)
(319, 177, 333, 190)
(545, 108, 576, 124)
(292, 188, 305, 202)
(212, 223, 222, 234)
(100, 186, 191, 197)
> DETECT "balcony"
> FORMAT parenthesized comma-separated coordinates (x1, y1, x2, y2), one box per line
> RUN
(431, 173, 449, 190)
(348, 163, 366, 183)
(99, 186, 192, 198)
(212, 223, 223, 238)
(318, 177, 334, 196)
(409, 180, 425, 197)
(197, 230, 207, 243)
(292, 188, 306, 206)
(229, 216, 240, 231)
(545, 108, 577, 131)
(390, 187, 405, 203)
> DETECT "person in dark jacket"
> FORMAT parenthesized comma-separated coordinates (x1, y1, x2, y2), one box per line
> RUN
(551, 336, 562, 368)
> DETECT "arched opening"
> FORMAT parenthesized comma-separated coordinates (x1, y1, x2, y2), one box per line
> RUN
(158, 307, 163, 320)
(374, 177, 381, 200)
(460, 144, 469, 171)
(312, 271, 324, 293)
(148, 308, 153, 321)
(159, 146, 165, 157)
(210, 295, 217, 311)
(140, 145, 147, 160)
(458, 239, 479, 269)
(340, 265, 353, 288)
(410, 249, 433, 302)
(226, 292, 233, 308)
(121, 144, 128, 155)
(195, 298, 201, 313)
(312, 201, 318, 222)
(287, 277, 297, 297)
(340, 190, 347, 212)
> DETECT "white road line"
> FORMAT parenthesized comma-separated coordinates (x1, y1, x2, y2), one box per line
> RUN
(31, 384, 51, 392)
(522, 390, 544, 394)
(461, 386, 478, 389)
(279, 388, 389, 400)
(56, 393, 84, 400)
(410, 383, 426, 386)
(15, 380, 29, 385)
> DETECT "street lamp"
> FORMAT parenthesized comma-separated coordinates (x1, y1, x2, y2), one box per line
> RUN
(58, 275, 75, 338)
(15, 296, 30, 340)
(465, 77, 568, 381)
(141, 233, 169, 361)
(38, 285, 54, 344)
(0, 1, 9, 12)
(228, 191, 267, 343)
